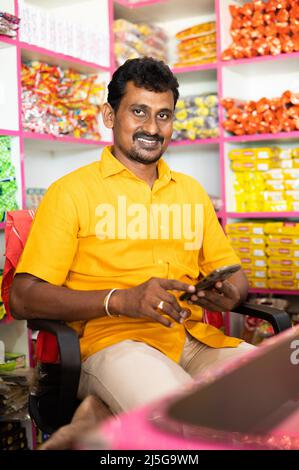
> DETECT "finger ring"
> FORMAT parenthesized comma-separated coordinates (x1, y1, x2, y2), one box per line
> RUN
(157, 300, 164, 310)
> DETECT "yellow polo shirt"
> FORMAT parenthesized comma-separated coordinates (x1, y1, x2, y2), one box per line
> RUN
(16, 146, 242, 362)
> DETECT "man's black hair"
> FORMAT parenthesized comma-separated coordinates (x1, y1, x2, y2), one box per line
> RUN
(107, 57, 179, 111)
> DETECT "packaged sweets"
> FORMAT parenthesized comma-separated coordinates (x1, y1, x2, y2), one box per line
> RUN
(239, 256, 267, 267)
(248, 278, 268, 289)
(222, 91, 299, 136)
(226, 222, 265, 235)
(267, 234, 299, 246)
(243, 267, 267, 278)
(113, 19, 167, 67)
(233, 245, 266, 257)
(176, 21, 216, 40)
(266, 246, 299, 258)
(229, 235, 266, 245)
(229, 146, 299, 212)
(0, 11, 20, 38)
(229, 147, 274, 160)
(174, 21, 216, 67)
(268, 268, 299, 280)
(283, 169, 299, 179)
(172, 93, 218, 141)
(231, 159, 273, 172)
(268, 279, 299, 290)
(21, 61, 105, 140)
(222, 0, 299, 61)
(228, 221, 299, 290)
(265, 180, 285, 191)
(264, 222, 299, 235)
(267, 257, 299, 268)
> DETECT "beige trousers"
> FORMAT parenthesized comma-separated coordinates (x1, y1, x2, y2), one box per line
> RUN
(78, 333, 254, 414)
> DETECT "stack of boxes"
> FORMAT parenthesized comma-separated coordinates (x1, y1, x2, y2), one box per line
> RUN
(229, 146, 299, 212)
(227, 221, 299, 290)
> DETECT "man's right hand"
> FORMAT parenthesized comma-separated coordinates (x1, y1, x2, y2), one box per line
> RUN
(109, 277, 196, 327)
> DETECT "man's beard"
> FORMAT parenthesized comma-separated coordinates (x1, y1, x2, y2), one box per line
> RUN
(120, 132, 165, 165)
(125, 147, 163, 165)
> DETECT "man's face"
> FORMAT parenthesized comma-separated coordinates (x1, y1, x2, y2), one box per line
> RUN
(104, 81, 175, 164)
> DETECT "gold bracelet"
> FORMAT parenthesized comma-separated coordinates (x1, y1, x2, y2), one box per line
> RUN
(104, 288, 119, 317)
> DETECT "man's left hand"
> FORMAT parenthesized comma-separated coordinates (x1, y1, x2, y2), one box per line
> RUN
(187, 280, 241, 312)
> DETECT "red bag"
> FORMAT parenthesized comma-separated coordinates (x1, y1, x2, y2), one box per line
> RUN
(1, 210, 59, 363)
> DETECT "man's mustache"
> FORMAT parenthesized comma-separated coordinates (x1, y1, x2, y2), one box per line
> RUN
(133, 132, 164, 144)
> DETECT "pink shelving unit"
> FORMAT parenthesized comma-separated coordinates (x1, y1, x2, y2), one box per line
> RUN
(0, 129, 19, 136)
(172, 63, 217, 74)
(221, 51, 299, 68)
(22, 131, 111, 148)
(169, 137, 220, 147)
(0, 0, 115, 233)
(225, 131, 299, 144)
(0, 35, 17, 46)
(249, 289, 299, 296)
(1, 0, 298, 304)
(114, 0, 168, 7)
(227, 212, 299, 219)
(19, 41, 111, 73)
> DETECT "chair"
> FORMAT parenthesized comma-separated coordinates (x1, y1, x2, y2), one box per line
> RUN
(2, 210, 293, 435)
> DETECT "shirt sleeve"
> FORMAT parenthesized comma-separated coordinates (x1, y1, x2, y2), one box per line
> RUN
(16, 182, 79, 285)
(198, 192, 240, 276)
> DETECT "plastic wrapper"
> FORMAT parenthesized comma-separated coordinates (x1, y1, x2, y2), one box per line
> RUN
(229, 147, 274, 160)
(229, 234, 266, 245)
(174, 21, 216, 67)
(228, 220, 299, 290)
(268, 257, 299, 268)
(226, 222, 265, 235)
(222, 0, 299, 61)
(268, 267, 299, 279)
(174, 55, 217, 67)
(222, 90, 299, 136)
(233, 245, 266, 257)
(268, 279, 299, 289)
(239, 256, 267, 267)
(248, 278, 268, 289)
(176, 21, 216, 40)
(21, 61, 105, 140)
(172, 93, 218, 141)
(244, 267, 267, 278)
(178, 32, 216, 52)
(267, 234, 299, 246)
(265, 221, 299, 235)
(113, 19, 167, 67)
(0, 11, 20, 38)
(266, 246, 299, 257)
(229, 145, 299, 212)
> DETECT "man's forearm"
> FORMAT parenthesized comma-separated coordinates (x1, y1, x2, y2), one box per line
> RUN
(10, 274, 118, 321)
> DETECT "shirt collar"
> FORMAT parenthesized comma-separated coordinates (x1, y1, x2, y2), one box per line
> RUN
(100, 146, 177, 182)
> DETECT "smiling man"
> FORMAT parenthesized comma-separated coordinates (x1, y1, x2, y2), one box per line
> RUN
(10, 58, 253, 426)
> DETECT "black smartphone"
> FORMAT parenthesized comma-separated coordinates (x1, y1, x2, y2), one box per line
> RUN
(180, 264, 241, 301)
